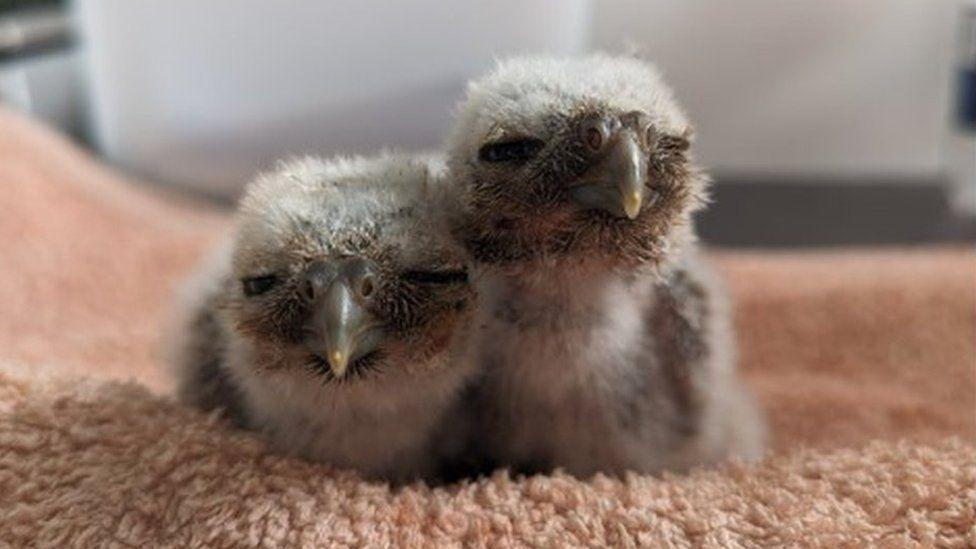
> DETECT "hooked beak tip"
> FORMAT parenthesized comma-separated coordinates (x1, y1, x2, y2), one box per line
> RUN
(623, 190, 643, 219)
(328, 349, 349, 378)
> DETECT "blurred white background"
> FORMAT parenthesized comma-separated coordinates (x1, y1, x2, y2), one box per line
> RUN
(1, 0, 973, 244)
(73, 0, 591, 196)
(596, 1, 958, 176)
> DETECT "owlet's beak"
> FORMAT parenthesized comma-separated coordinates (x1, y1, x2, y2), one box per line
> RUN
(304, 259, 385, 378)
(569, 127, 647, 220)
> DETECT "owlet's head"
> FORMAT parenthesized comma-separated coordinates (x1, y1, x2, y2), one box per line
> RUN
(447, 54, 709, 271)
(222, 154, 472, 383)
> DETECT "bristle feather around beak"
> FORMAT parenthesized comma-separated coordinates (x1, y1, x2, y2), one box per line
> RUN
(570, 132, 647, 219)
(304, 273, 385, 380)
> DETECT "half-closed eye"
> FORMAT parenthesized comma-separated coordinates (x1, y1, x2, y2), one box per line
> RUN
(399, 270, 468, 285)
(241, 274, 279, 296)
(658, 134, 691, 153)
(478, 138, 545, 163)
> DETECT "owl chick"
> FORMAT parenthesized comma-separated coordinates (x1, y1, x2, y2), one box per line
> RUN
(171, 153, 475, 483)
(445, 55, 765, 478)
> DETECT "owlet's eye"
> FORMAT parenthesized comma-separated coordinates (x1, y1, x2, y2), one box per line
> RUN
(241, 275, 279, 296)
(478, 138, 545, 163)
(400, 270, 468, 285)
(659, 134, 691, 153)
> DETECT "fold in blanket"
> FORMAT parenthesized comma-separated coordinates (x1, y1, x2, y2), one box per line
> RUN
(0, 106, 974, 547)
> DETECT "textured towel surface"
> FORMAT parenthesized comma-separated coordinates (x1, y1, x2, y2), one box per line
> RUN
(1, 107, 974, 547)
(0, 108, 226, 390)
(1, 373, 974, 548)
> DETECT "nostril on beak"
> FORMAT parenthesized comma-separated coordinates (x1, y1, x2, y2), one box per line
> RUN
(305, 269, 335, 303)
(585, 125, 604, 152)
(581, 115, 613, 154)
(302, 261, 334, 303)
(358, 274, 375, 299)
(643, 124, 658, 149)
(302, 278, 317, 302)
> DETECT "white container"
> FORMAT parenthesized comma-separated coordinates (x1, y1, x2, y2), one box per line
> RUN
(74, 0, 592, 196)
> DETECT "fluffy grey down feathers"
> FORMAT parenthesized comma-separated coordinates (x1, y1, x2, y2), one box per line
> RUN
(171, 54, 765, 484)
